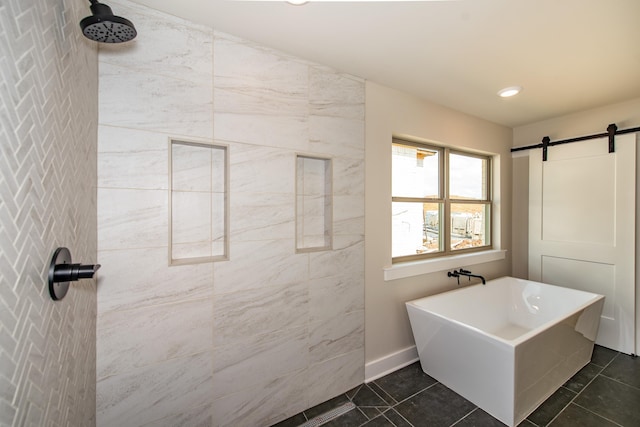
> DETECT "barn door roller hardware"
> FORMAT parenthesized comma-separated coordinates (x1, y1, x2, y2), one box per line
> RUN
(511, 123, 640, 160)
(607, 123, 617, 154)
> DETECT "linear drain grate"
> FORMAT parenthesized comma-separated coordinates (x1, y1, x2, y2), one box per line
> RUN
(298, 402, 356, 427)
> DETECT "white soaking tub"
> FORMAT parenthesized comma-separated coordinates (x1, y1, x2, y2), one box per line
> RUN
(406, 276, 604, 427)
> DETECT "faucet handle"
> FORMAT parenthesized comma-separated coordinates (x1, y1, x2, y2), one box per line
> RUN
(447, 270, 461, 285)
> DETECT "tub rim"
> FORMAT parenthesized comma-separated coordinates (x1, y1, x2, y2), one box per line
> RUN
(405, 276, 605, 348)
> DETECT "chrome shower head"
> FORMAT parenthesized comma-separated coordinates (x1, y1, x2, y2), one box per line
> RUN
(80, 0, 137, 43)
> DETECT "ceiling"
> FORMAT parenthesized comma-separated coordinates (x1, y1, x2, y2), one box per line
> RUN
(127, 0, 640, 128)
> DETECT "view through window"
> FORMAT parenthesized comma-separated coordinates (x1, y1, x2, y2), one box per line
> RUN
(392, 139, 491, 261)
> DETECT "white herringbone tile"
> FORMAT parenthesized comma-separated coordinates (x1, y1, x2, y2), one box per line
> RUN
(0, 0, 98, 426)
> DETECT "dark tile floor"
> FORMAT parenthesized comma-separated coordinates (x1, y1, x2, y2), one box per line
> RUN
(273, 345, 640, 427)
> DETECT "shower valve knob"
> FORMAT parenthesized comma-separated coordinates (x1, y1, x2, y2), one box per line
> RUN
(48, 247, 101, 301)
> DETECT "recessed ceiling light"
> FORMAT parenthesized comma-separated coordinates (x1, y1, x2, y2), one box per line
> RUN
(497, 86, 522, 98)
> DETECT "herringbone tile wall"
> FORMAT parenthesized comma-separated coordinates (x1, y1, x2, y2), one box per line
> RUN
(0, 0, 98, 426)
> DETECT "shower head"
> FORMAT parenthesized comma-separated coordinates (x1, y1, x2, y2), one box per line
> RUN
(80, 0, 137, 43)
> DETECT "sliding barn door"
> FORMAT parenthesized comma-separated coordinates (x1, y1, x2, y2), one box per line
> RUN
(529, 134, 636, 354)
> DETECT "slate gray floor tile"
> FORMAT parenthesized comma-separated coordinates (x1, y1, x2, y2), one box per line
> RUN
(601, 353, 640, 389)
(562, 363, 602, 393)
(372, 362, 437, 402)
(362, 415, 396, 427)
(394, 383, 475, 427)
(381, 408, 412, 427)
(453, 408, 506, 427)
(268, 346, 638, 427)
(352, 384, 391, 408)
(548, 403, 619, 427)
(526, 386, 576, 426)
(574, 375, 640, 427)
(322, 407, 369, 427)
(590, 345, 618, 367)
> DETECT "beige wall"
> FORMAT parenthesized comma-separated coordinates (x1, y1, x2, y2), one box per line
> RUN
(364, 82, 513, 366)
(0, 0, 98, 425)
(513, 97, 640, 147)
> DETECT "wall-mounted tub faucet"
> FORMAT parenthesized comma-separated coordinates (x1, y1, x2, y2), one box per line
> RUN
(447, 268, 486, 285)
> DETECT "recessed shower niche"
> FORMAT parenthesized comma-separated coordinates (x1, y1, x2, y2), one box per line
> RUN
(169, 139, 228, 265)
(296, 155, 332, 252)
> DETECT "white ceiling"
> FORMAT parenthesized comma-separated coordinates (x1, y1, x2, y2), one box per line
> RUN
(127, 0, 640, 128)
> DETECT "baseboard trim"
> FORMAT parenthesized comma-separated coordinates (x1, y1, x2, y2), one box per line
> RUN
(364, 345, 419, 383)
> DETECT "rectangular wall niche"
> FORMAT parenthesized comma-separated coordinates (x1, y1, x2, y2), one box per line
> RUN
(296, 155, 332, 252)
(169, 139, 228, 265)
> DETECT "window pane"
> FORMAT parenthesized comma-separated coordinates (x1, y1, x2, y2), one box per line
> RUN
(449, 153, 487, 200)
(450, 203, 489, 251)
(392, 143, 440, 198)
(392, 202, 441, 258)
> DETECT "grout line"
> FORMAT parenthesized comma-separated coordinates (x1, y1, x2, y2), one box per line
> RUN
(570, 402, 625, 427)
(365, 382, 396, 407)
(544, 355, 618, 427)
(449, 407, 478, 426)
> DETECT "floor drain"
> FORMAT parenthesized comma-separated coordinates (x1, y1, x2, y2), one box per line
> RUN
(298, 402, 356, 427)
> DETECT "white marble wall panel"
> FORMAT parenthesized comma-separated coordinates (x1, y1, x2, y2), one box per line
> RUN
(98, 126, 168, 190)
(228, 143, 295, 194)
(97, 247, 213, 312)
(306, 350, 364, 410)
(213, 326, 307, 400)
(97, 351, 212, 427)
(308, 310, 364, 364)
(333, 158, 365, 196)
(309, 274, 364, 324)
(171, 143, 213, 192)
(98, 188, 167, 250)
(212, 281, 308, 348)
(97, 298, 213, 379)
(333, 194, 365, 236)
(309, 116, 365, 159)
(214, 112, 309, 150)
(101, 1, 213, 85)
(309, 66, 365, 120)
(230, 192, 295, 242)
(213, 34, 308, 117)
(171, 191, 212, 244)
(172, 241, 214, 260)
(96, 4, 365, 425)
(99, 62, 213, 138)
(212, 239, 308, 294)
(309, 240, 365, 280)
(141, 404, 211, 427)
(211, 370, 307, 427)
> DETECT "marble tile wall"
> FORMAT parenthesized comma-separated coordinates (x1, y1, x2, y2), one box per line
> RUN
(97, 1, 364, 426)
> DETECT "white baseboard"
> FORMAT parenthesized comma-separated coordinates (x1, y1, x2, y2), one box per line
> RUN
(364, 345, 419, 383)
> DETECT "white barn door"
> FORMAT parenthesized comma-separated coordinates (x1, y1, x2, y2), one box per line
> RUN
(529, 134, 636, 354)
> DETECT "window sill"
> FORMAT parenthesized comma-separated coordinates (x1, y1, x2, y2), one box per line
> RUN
(383, 249, 506, 281)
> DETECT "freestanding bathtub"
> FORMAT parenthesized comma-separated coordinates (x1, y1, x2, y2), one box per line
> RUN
(406, 276, 604, 427)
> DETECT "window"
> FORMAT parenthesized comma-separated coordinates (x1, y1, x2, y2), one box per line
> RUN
(392, 139, 491, 262)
